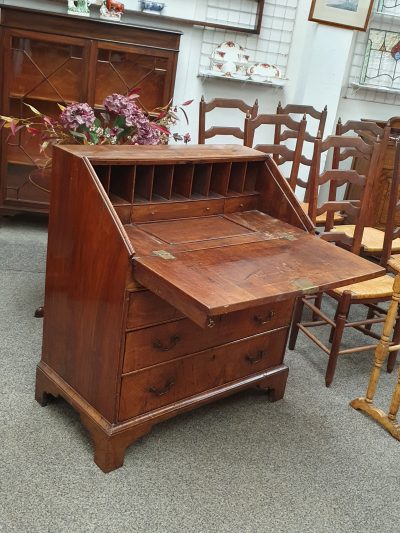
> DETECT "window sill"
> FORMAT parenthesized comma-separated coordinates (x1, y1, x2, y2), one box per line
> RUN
(350, 82, 400, 95)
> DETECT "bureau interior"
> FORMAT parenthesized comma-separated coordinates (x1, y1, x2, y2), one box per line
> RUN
(94, 160, 259, 204)
(92, 153, 307, 231)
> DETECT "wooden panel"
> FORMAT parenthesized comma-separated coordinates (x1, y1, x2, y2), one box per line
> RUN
(153, 165, 174, 200)
(41, 149, 132, 422)
(210, 163, 231, 196)
(119, 327, 288, 421)
(348, 130, 400, 229)
(123, 299, 294, 372)
(109, 166, 135, 203)
(136, 216, 254, 244)
(192, 164, 212, 197)
(127, 290, 183, 329)
(259, 158, 314, 231)
(172, 164, 194, 198)
(0, 7, 182, 50)
(133, 215, 384, 327)
(134, 166, 154, 201)
(229, 162, 248, 193)
(76, 144, 267, 165)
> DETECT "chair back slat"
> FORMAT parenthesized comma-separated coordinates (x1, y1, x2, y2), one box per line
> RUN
(204, 126, 245, 140)
(244, 113, 307, 191)
(278, 102, 328, 124)
(316, 201, 361, 217)
(336, 119, 386, 139)
(318, 170, 366, 187)
(281, 129, 320, 143)
(253, 143, 299, 164)
(198, 96, 258, 144)
(320, 135, 373, 154)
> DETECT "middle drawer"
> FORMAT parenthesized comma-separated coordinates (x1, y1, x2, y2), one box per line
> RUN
(123, 298, 294, 372)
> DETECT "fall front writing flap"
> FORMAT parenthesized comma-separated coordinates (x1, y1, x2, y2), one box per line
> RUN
(132, 226, 383, 328)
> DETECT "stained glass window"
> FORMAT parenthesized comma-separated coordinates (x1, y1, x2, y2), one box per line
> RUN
(360, 29, 400, 90)
(376, 0, 400, 15)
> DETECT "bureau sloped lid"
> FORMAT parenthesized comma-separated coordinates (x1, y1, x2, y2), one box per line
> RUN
(132, 233, 384, 329)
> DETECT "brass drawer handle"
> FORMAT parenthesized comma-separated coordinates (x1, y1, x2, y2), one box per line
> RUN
(253, 311, 275, 326)
(245, 350, 265, 364)
(153, 335, 180, 351)
(149, 378, 175, 396)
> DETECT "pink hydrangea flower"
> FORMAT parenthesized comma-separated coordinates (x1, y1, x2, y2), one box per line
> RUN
(60, 103, 95, 130)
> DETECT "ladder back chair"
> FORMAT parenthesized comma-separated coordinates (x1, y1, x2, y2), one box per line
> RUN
(198, 96, 258, 144)
(307, 135, 381, 252)
(333, 120, 394, 258)
(276, 102, 328, 198)
(289, 135, 400, 387)
(243, 113, 307, 191)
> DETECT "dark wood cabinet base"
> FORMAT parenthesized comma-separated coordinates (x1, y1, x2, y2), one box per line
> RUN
(35, 361, 289, 473)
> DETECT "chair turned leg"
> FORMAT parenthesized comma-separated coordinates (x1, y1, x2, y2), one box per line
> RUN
(387, 315, 400, 373)
(312, 293, 323, 321)
(288, 296, 305, 350)
(328, 303, 340, 344)
(365, 306, 375, 332)
(325, 291, 352, 387)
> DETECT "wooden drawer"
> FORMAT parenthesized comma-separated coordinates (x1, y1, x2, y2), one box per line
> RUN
(127, 290, 183, 329)
(123, 298, 294, 372)
(131, 198, 225, 222)
(224, 194, 259, 213)
(119, 327, 288, 421)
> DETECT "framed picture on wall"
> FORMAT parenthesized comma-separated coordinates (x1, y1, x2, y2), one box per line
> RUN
(308, 0, 374, 31)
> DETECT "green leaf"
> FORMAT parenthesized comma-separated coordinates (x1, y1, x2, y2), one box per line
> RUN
(89, 132, 99, 144)
(114, 116, 125, 128)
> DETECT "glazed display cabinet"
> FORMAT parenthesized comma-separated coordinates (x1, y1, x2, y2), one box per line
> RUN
(0, 1, 181, 214)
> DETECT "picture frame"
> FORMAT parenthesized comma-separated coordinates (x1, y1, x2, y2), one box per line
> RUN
(308, 0, 374, 32)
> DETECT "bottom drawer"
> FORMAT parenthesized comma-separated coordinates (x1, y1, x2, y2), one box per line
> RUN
(119, 327, 288, 421)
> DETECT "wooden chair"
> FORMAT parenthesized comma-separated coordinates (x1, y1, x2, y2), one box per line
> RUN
(306, 135, 380, 240)
(288, 135, 400, 387)
(243, 113, 307, 191)
(331, 119, 392, 255)
(276, 102, 327, 198)
(198, 96, 258, 144)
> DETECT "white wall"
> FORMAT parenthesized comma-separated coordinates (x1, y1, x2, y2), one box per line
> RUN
(56, 1, 400, 143)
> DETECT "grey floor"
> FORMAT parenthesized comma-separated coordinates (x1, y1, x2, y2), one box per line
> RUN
(1, 215, 400, 533)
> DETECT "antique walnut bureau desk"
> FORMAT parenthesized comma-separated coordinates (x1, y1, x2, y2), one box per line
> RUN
(35, 144, 383, 472)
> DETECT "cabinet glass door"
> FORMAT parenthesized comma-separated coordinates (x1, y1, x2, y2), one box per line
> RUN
(3, 31, 88, 209)
(94, 43, 175, 113)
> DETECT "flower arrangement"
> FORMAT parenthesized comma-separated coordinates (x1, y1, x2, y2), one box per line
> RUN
(0, 91, 192, 168)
